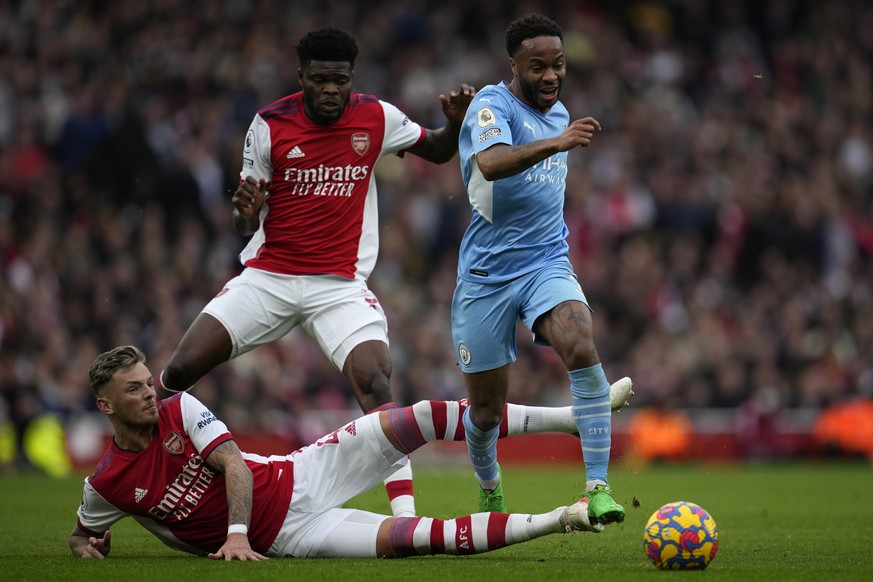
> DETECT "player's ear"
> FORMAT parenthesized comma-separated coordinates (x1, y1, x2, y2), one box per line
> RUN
(96, 396, 113, 415)
(509, 58, 518, 77)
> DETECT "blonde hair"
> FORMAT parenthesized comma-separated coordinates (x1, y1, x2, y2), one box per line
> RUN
(88, 345, 146, 396)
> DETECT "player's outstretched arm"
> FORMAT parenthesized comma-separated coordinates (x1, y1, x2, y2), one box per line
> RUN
(476, 116, 602, 181)
(69, 527, 111, 559)
(409, 84, 476, 164)
(205, 440, 268, 561)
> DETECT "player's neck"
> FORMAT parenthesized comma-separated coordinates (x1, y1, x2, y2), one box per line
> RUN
(113, 426, 153, 452)
(507, 78, 526, 104)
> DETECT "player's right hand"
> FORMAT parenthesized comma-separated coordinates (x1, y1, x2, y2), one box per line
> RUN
(233, 176, 268, 217)
(80, 530, 111, 558)
(208, 533, 269, 561)
(561, 116, 601, 150)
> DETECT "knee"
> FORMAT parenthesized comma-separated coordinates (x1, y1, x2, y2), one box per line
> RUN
(353, 370, 395, 412)
(468, 403, 504, 431)
(344, 341, 396, 410)
(560, 337, 599, 370)
(370, 371, 393, 399)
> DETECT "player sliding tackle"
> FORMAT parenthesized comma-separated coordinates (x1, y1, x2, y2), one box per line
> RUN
(70, 346, 632, 559)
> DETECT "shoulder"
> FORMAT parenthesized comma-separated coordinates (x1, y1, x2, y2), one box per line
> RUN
(485, 83, 513, 103)
(155, 392, 193, 430)
(469, 84, 514, 116)
(89, 446, 119, 482)
(349, 93, 381, 106)
(346, 93, 385, 115)
(346, 94, 404, 124)
(156, 392, 184, 414)
(257, 93, 304, 122)
(177, 391, 212, 417)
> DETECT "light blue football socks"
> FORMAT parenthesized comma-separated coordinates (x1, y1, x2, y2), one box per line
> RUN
(462, 405, 501, 488)
(569, 363, 612, 485)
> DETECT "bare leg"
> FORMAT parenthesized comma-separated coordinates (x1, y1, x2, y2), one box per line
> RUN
(341, 340, 394, 411)
(162, 313, 233, 394)
(343, 340, 414, 517)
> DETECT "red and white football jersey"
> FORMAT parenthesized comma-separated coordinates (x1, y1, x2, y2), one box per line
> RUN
(239, 93, 426, 280)
(76, 393, 294, 555)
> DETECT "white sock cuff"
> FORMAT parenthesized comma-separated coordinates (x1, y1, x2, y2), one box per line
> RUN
(159, 370, 191, 394)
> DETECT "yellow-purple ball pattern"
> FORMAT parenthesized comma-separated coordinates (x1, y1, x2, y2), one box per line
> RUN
(643, 501, 719, 570)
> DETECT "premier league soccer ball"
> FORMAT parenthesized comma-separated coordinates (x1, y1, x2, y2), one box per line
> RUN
(643, 501, 719, 570)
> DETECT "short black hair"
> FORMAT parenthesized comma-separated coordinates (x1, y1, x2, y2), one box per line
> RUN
(505, 14, 563, 57)
(296, 27, 359, 67)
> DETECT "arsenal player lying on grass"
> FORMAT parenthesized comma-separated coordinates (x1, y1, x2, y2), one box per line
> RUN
(70, 346, 632, 560)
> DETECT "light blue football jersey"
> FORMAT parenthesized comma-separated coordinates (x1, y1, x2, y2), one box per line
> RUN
(457, 81, 571, 283)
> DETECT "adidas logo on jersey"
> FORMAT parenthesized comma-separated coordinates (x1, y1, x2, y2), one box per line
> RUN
(286, 145, 305, 159)
(135, 487, 148, 503)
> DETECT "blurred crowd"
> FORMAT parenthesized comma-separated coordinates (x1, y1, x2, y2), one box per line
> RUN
(1, 0, 872, 469)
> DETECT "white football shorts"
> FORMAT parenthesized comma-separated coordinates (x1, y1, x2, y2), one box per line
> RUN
(268, 411, 407, 557)
(202, 267, 389, 370)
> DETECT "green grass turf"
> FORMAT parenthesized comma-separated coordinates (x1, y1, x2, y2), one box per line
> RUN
(1, 461, 871, 581)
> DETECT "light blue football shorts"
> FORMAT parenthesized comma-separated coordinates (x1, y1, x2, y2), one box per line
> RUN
(451, 258, 590, 374)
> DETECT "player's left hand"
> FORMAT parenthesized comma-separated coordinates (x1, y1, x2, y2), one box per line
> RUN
(440, 84, 476, 123)
(208, 534, 269, 561)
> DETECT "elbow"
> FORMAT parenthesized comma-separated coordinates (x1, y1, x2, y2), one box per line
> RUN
(416, 147, 455, 165)
(479, 169, 499, 181)
(474, 151, 504, 181)
(476, 162, 500, 182)
(434, 151, 457, 165)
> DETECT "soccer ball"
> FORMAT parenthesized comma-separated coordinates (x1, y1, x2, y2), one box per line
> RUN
(643, 501, 719, 570)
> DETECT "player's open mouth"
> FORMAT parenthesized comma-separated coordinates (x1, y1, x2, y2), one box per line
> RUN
(540, 86, 559, 99)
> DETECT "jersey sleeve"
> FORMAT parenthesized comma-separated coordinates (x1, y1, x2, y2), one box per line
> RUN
(179, 393, 233, 459)
(240, 114, 272, 184)
(379, 100, 427, 155)
(469, 90, 514, 155)
(76, 478, 126, 536)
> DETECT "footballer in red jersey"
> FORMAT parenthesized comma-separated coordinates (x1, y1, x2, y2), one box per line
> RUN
(158, 28, 475, 519)
(70, 346, 612, 560)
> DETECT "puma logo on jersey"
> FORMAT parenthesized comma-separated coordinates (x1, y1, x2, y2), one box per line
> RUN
(523, 121, 536, 136)
(135, 487, 148, 503)
(286, 145, 305, 159)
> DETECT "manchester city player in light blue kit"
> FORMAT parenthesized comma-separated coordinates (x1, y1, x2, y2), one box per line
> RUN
(453, 13, 630, 526)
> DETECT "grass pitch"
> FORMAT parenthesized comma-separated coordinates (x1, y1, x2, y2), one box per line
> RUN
(1, 461, 871, 581)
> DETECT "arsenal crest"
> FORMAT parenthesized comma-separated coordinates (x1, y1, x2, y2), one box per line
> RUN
(351, 133, 370, 156)
(162, 432, 185, 455)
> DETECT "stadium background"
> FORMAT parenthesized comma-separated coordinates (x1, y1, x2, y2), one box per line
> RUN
(0, 0, 871, 474)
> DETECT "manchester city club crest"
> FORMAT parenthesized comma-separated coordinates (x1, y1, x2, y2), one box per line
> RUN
(458, 343, 472, 366)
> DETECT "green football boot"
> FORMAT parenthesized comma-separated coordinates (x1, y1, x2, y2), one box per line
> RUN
(478, 464, 507, 513)
(585, 484, 625, 525)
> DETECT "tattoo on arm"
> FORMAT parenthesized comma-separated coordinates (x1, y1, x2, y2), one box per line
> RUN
(207, 440, 254, 529)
